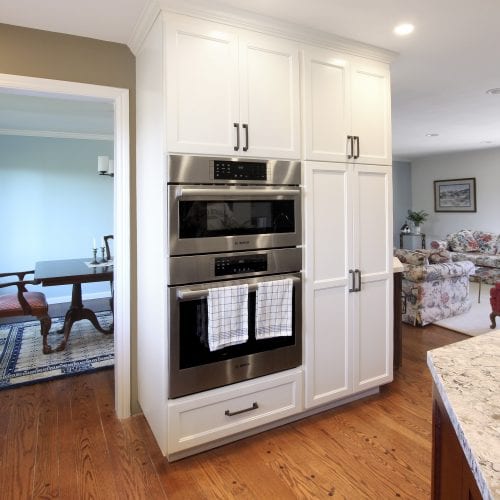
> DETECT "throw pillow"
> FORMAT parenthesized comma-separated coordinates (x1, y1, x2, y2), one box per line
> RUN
(446, 229, 479, 252)
(430, 240, 448, 250)
(473, 231, 498, 255)
(428, 248, 452, 264)
(394, 248, 429, 266)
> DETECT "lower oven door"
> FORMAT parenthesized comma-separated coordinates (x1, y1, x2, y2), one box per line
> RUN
(168, 272, 302, 398)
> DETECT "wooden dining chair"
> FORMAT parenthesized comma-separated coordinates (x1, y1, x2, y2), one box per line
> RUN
(0, 271, 52, 354)
(103, 235, 114, 324)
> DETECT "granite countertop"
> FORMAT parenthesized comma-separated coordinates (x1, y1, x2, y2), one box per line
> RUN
(427, 331, 500, 500)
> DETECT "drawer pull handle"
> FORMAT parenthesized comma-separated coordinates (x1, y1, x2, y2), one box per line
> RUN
(225, 402, 259, 417)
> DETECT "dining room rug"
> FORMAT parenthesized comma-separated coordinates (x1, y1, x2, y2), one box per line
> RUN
(434, 283, 500, 336)
(0, 312, 114, 390)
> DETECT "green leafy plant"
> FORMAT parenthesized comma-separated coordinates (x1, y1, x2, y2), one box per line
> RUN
(406, 209, 429, 226)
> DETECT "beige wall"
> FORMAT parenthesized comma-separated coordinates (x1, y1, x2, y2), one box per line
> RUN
(0, 23, 139, 412)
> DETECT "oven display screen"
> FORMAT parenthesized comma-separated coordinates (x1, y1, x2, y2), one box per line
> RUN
(214, 161, 267, 181)
(179, 200, 294, 238)
(214, 255, 267, 276)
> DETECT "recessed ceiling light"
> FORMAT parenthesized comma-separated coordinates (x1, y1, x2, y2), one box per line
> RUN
(394, 23, 414, 36)
(486, 88, 500, 95)
(426, 133, 439, 137)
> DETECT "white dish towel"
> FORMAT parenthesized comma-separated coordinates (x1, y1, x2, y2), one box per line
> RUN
(207, 284, 249, 351)
(256, 279, 293, 339)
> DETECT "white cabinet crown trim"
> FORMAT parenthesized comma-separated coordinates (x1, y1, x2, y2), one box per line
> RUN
(131, 0, 397, 64)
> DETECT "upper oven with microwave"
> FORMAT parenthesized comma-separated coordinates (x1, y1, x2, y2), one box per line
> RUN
(168, 155, 301, 256)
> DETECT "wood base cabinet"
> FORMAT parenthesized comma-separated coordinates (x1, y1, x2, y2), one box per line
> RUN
(431, 386, 482, 500)
(304, 161, 393, 409)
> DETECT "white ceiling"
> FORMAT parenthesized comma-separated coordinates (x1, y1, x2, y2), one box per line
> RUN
(0, 91, 114, 138)
(1, 0, 500, 161)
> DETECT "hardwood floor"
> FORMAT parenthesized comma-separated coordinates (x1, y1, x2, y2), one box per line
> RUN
(0, 324, 467, 499)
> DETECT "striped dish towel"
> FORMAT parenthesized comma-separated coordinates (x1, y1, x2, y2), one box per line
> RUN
(207, 284, 249, 351)
(255, 279, 293, 339)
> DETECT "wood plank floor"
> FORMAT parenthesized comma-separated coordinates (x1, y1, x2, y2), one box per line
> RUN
(0, 324, 467, 499)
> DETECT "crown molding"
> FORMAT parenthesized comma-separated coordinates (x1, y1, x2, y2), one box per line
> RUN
(0, 128, 114, 141)
(128, 0, 161, 55)
(130, 0, 397, 63)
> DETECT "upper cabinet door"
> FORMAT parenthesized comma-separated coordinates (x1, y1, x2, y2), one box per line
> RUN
(165, 15, 239, 155)
(302, 47, 351, 162)
(350, 59, 392, 165)
(239, 31, 300, 159)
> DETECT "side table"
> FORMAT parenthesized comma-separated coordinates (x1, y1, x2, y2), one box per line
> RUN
(400, 232, 426, 249)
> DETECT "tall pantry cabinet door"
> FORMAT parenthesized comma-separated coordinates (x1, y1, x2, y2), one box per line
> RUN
(238, 32, 300, 159)
(165, 14, 239, 155)
(350, 59, 392, 165)
(302, 47, 351, 162)
(351, 164, 393, 391)
(304, 161, 353, 408)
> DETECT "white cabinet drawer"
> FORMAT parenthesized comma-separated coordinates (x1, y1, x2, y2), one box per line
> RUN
(167, 369, 302, 454)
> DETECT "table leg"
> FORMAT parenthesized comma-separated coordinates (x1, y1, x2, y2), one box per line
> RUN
(55, 283, 113, 352)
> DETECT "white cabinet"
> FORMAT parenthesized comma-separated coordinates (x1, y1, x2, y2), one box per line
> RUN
(165, 14, 300, 159)
(304, 161, 393, 409)
(167, 369, 303, 457)
(302, 47, 392, 165)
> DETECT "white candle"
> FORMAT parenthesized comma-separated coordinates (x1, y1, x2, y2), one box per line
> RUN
(93, 237, 97, 249)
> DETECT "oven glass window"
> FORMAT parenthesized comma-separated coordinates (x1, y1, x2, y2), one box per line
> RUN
(179, 200, 295, 239)
(178, 290, 296, 369)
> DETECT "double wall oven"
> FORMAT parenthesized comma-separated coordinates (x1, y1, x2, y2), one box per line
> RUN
(167, 155, 302, 398)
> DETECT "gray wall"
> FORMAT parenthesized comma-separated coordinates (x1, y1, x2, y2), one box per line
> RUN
(0, 23, 138, 412)
(392, 160, 412, 248)
(0, 135, 113, 301)
(411, 148, 500, 244)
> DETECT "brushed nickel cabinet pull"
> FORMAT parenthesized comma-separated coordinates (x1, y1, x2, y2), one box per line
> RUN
(234, 123, 240, 151)
(225, 402, 259, 417)
(347, 135, 354, 159)
(354, 136, 360, 159)
(242, 123, 249, 151)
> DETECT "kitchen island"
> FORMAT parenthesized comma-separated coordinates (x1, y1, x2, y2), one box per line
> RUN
(427, 331, 500, 500)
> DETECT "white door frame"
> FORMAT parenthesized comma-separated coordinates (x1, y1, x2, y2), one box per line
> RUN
(0, 73, 131, 418)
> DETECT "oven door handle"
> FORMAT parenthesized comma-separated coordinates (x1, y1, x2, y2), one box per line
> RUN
(176, 276, 301, 301)
(175, 187, 301, 199)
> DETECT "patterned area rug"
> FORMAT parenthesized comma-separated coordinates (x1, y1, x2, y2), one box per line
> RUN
(0, 312, 114, 389)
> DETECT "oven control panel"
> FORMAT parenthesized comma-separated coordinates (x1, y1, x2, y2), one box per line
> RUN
(215, 254, 267, 276)
(213, 160, 267, 181)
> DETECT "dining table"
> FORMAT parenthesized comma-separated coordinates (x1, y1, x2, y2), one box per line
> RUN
(34, 258, 113, 353)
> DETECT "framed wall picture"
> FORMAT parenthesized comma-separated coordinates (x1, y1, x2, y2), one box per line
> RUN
(434, 178, 477, 212)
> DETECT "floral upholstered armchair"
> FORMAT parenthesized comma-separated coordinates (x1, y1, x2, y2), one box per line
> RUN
(394, 248, 475, 326)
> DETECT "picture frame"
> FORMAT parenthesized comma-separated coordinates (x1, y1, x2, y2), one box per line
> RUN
(434, 178, 477, 212)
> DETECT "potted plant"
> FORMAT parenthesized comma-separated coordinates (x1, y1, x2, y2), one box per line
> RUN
(406, 209, 429, 234)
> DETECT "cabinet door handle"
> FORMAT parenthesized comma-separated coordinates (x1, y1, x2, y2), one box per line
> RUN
(242, 123, 249, 151)
(234, 123, 240, 151)
(354, 136, 360, 159)
(355, 269, 362, 292)
(349, 269, 355, 292)
(346, 135, 353, 159)
(225, 402, 258, 417)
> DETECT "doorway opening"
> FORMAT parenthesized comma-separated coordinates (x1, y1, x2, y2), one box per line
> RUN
(0, 73, 130, 418)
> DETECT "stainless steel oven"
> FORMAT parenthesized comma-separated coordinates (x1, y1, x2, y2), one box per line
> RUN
(168, 155, 301, 256)
(168, 248, 302, 398)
